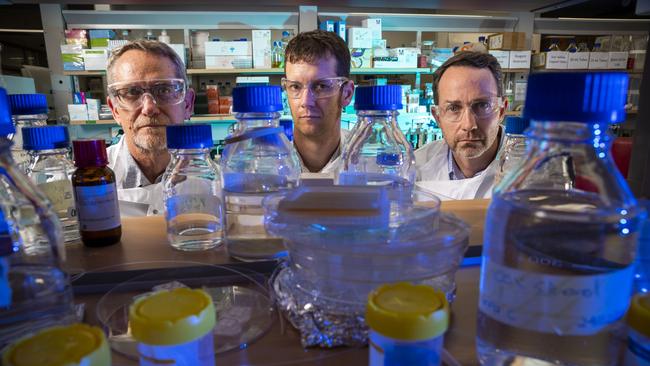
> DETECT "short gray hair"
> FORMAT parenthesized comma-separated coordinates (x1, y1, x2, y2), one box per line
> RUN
(106, 40, 186, 85)
(433, 51, 503, 105)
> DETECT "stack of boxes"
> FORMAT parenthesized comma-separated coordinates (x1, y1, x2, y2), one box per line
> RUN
(252, 30, 272, 69)
(205, 40, 253, 69)
(487, 32, 532, 70)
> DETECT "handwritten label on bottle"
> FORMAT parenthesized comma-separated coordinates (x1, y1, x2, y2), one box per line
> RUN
(38, 180, 75, 219)
(479, 257, 633, 335)
(75, 183, 120, 231)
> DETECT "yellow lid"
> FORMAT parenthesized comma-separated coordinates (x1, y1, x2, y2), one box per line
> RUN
(366, 282, 449, 341)
(2, 323, 110, 366)
(627, 292, 650, 338)
(129, 287, 216, 346)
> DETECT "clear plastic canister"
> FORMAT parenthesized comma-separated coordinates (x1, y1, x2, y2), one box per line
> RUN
(129, 287, 216, 366)
(366, 282, 449, 366)
(1, 323, 111, 366)
(625, 293, 650, 366)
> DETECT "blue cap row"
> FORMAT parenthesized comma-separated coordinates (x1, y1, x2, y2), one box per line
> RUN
(22, 126, 70, 150)
(0, 88, 13, 136)
(8, 94, 48, 115)
(166, 124, 213, 149)
(355, 85, 403, 111)
(232, 86, 283, 113)
(524, 72, 628, 124)
(504, 116, 530, 135)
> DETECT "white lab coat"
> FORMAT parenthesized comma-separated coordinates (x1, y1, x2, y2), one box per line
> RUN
(414, 130, 504, 201)
(106, 137, 165, 217)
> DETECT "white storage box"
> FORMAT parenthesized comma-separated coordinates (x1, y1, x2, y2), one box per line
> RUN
(86, 99, 101, 120)
(169, 44, 186, 65)
(533, 51, 568, 69)
(252, 30, 272, 69)
(361, 18, 382, 40)
(82, 49, 108, 70)
(489, 50, 510, 69)
(204, 41, 252, 56)
(68, 104, 88, 121)
(508, 51, 531, 69)
(608, 52, 628, 69)
(347, 28, 373, 49)
(205, 55, 253, 69)
(567, 52, 589, 69)
(588, 52, 610, 69)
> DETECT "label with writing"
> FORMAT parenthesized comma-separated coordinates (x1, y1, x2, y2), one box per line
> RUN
(38, 179, 76, 219)
(589, 52, 610, 69)
(568, 53, 589, 69)
(508, 51, 531, 69)
(479, 257, 633, 335)
(608, 52, 629, 69)
(546, 51, 569, 69)
(74, 184, 121, 231)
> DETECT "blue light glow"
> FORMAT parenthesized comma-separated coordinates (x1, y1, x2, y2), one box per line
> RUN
(598, 152, 605, 158)
(622, 228, 630, 235)
(620, 219, 628, 225)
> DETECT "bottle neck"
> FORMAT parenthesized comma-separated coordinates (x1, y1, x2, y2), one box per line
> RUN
(356, 110, 400, 126)
(12, 114, 48, 126)
(527, 120, 611, 152)
(29, 148, 70, 157)
(234, 112, 281, 132)
(170, 148, 211, 157)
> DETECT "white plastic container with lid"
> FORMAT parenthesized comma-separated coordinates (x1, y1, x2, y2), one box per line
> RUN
(2, 323, 111, 366)
(625, 293, 650, 366)
(366, 282, 449, 366)
(129, 287, 216, 366)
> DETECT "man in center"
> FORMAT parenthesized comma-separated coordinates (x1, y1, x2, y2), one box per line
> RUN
(283, 30, 355, 173)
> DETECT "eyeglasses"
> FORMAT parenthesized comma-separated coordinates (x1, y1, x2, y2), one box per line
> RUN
(434, 97, 504, 123)
(281, 77, 349, 99)
(108, 78, 186, 110)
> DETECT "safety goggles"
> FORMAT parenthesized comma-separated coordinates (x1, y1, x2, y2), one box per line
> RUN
(108, 78, 186, 110)
(281, 77, 349, 100)
(433, 96, 504, 123)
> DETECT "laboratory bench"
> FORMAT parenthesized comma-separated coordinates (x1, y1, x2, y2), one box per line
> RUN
(64, 199, 489, 366)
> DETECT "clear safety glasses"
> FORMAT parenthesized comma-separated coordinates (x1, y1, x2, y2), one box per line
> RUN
(108, 78, 186, 110)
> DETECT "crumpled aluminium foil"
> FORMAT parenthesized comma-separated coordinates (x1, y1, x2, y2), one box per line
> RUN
(272, 266, 369, 348)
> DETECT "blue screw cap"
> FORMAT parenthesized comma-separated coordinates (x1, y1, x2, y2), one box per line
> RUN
(504, 116, 530, 135)
(166, 124, 213, 149)
(524, 72, 628, 124)
(232, 85, 283, 113)
(354, 85, 403, 111)
(0, 88, 13, 136)
(22, 126, 70, 150)
(8, 94, 48, 115)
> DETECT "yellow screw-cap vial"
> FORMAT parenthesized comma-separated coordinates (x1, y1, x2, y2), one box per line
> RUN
(129, 287, 216, 366)
(625, 293, 650, 366)
(1, 323, 111, 366)
(366, 282, 449, 366)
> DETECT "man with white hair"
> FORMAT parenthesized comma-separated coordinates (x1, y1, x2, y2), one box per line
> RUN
(106, 40, 195, 216)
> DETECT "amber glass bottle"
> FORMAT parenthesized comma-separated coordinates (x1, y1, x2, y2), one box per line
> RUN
(71, 139, 121, 247)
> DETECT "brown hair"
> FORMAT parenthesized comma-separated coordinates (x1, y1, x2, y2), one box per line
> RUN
(106, 40, 186, 84)
(433, 51, 503, 104)
(284, 30, 351, 78)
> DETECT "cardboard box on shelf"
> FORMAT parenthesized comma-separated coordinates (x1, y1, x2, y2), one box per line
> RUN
(567, 52, 589, 69)
(588, 52, 609, 69)
(347, 28, 373, 49)
(350, 48, 373, 68)
(208, 99, 220, 114)
(68, 104, 88, 121)
(204, 41, 252, 56)
(89, 38, 109, 49)
(88, 29, 115, 39)
(218, 96, 232, 114)
(252, 30, 272, 69)
(86, 99, 101, 120)
(361, 18, 382, 40)
(488, 50, 510, 69)
(82, 49, 108, 70)
(488, 32, 526, 50)
(205, 55, 253, 69)
(61, 44, 84, 71)
(533, 51, 568, 69)
(608, 52, 628, 69)
(320, 20, 335, 32)
(373, 48, 419, 68)
(508, 50, 531, 69)
(335, 21, 346, 41)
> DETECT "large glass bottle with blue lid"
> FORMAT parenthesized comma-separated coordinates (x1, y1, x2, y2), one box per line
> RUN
(0, 88, 74, 349)
(478, 72, 646, 365)
(8, 93, 48, 171)
(220, 85, 300, 261)
(338, 85, 415, 198)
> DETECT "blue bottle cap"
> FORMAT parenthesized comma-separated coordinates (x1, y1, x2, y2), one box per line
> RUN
(504, 116, 530, 135)
(8, 93, 48, 115)
(0, 88, 14, 136)
(166, 124, 213, 149)
(524, 72, 628, 124)
(354, 85, 403, 111)
(0, 210, 14, 256)
(22, 126, 70, 150)
(232, 85, 283, 113)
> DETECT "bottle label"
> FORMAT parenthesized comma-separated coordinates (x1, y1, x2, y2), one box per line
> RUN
(74, 183, 121, 231)
(479, 257, 633, 335)
(38, 180, 76, 219)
